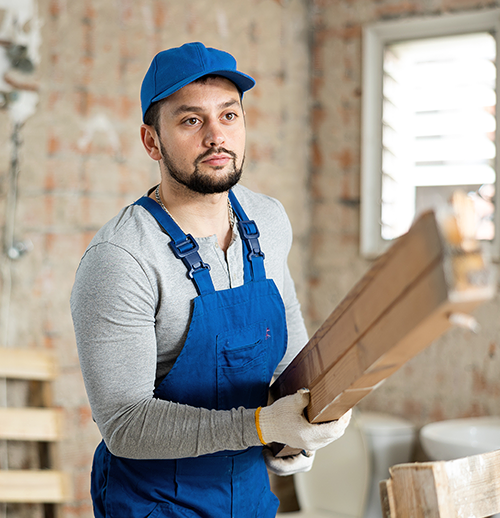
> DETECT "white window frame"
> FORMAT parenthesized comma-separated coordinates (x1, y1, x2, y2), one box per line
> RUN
(361, 9, 500, 259)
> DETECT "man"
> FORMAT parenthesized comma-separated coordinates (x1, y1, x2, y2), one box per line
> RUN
(71, 42, 351, 517)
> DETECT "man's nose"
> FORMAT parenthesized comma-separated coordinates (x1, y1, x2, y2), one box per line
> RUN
(203, 121, 225, 147)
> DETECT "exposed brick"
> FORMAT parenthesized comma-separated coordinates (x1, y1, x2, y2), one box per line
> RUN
(83, 0, 97, 21)
(333, 24, 362, 40)
(334, 147, 354, 170)
(153, 1, 168, 31)
(49, 0, 62, 17)
(311, 105, 326, 130)
(118, 94, 136, 120)
(74, 89, 90, 116)
(47, 133, 60, 157)
(47, 90, 61, 111)
(247, 141, 275, 163)
(311, 140, 323, 168)
(375, 0, 424, 18)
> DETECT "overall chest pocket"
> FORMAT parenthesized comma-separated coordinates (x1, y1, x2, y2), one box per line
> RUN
(216, 320, 269, 410)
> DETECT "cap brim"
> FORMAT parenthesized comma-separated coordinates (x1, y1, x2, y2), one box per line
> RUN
(150, 69, 256, 105)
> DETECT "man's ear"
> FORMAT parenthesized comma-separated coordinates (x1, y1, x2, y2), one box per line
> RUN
(140, 124, 162, 161)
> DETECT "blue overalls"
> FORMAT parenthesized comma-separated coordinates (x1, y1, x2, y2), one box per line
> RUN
(90, 189, 287, 517)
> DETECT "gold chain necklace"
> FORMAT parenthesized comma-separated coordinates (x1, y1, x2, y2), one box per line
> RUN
(154, 185, 235, 231)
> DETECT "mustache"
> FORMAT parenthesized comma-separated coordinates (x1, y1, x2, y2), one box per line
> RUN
(194, 147, 237, 165)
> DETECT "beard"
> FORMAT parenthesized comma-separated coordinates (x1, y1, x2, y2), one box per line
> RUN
(160, 141, 243, 195)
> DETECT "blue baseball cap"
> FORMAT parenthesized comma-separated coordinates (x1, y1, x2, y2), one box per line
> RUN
(140, 42, 256, 121)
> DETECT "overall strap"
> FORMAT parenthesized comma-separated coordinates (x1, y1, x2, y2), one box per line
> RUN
(228, 190, 266, 282)
(134, 196, 215, 296)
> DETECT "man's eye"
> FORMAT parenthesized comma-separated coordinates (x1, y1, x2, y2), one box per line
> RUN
(184, 118, 199, 126)
(224, 112, 237, 121)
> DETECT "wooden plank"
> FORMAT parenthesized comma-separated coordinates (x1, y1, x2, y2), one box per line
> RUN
(0, 408, 64, 441)
(443, 450, 500, 518)
(308, 262, 481, 423)
(272, 213, 493, 415)
(0, 347, 58, 380)
(383, 450, 500, 518)
(272, 211, 444, 399)
(379, 479, 395, 518)
(385, 463, 442, 518)
(270, 209, 494, 455)
(0, 470, 72, 503)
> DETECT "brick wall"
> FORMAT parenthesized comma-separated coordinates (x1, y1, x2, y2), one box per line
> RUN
(309, 0, 500, 431)
(0, 0, 310, 515)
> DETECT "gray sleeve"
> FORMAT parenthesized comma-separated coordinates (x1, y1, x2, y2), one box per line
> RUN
(70, 242, 262, 460)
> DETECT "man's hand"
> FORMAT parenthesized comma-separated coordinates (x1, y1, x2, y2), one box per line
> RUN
(263, 447, 315, 476)
(256, 388, 352, 451)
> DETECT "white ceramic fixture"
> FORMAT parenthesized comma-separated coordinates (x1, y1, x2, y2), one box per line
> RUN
(420, 416, 500, 461)
(290, 412, 371, 518)
(357, 412, 416, 518)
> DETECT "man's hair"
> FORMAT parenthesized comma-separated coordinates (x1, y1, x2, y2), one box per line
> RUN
(143, 99, 164, 135)
(143, 74, 243, 136)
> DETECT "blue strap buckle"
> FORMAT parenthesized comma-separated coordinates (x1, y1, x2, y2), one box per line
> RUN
(169, 234, 199, 258)
(169, 234, 211, 279)
(238, 220, 265, 261)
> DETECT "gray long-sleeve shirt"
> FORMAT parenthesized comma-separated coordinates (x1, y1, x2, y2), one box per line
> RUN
(71, 184, 308, 460)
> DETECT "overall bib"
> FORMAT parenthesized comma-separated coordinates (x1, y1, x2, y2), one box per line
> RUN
(90, 190, 287, 517)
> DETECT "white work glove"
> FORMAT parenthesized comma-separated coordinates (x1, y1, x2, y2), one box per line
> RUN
(263, 447, 315, 476)
(256, 388, 352, 451)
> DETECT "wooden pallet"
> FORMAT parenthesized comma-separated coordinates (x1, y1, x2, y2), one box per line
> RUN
(0, 470, 72, 503)
(0, 347, 72, 512)
(380, 450, 500, 518)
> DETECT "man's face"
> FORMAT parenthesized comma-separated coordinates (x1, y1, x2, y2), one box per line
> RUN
(157, 77, 246, 194)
